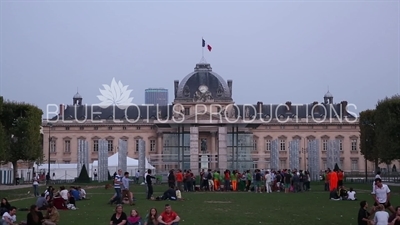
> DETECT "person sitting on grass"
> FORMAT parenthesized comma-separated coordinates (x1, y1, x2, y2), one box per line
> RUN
(110, 204, 127, 225)
(43, 203, 60, 225)
(1, 206, 17, 225)
(157, 204, 180, 225)
(77, 187, 87, 200)
(388, 206, 400, 225)
(127, 209, 141, 225)
(26, 204, 44, 225)
(175, 187, 183, 201)
(36, 193, 48, 211)
(357, 200, 373, 225)
(338, 186, 348, 200)
(157, 186, 177, 201)
(1, 198, 11, 216)
(144, 208, 157, 225)
(329, 188, 341, 201)
(374, 204, 389, 225)
(347, 188, 357, 201)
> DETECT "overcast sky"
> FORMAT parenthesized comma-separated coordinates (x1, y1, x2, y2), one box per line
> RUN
(1, 0, 399, 117)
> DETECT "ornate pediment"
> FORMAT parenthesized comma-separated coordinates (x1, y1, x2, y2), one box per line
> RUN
(335, 135, 344, 139)
(77, 136, 86, 140)
(148, 136, 156, 140)
(306, 135, 316, 140)
(134, 136, 143, 140)
(105, 136, 114, 140)
(253, 135, 259, 139)
(292, 135, 301, 140)
(349, 135, 358, 139)
(91, 136, 101, 140)
(278, 135, 287, 140)
(63, 136, 71, 140)
(120, 136, 129, 140)
(264, 135, 273, 140)
(321, 135, 330, 140)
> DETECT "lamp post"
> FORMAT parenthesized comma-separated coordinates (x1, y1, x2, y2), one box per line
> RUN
(47, 123, 53, 176)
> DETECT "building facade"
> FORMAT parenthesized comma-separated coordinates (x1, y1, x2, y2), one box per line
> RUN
(41, 61, 395, 174)
(145, 88, 168, 105)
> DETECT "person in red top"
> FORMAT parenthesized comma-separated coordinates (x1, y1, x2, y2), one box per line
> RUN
(337, 169, 344, 187)
(175, 170, 183, 191)
(158, 204, 180, 225)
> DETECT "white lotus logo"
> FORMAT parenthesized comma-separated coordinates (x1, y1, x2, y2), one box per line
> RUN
(97, 78, 134, 109)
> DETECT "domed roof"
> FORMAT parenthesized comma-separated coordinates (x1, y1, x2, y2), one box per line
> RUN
(324, 91, 333, 98)
(73, 92, 82, 99)
(175, 62, 232, 102)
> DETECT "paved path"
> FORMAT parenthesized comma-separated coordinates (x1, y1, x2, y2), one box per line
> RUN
(0, 184, 41, 191)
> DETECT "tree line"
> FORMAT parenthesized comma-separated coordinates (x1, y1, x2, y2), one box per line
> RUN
(0, 96, 43, 181)
(359, 95, 400, 172)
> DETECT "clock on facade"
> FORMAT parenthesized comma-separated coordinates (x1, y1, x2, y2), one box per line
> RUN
(198, 85, 208, 93)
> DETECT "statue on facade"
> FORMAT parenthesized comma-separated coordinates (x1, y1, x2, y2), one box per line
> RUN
(227, 104, 236, 118)
(183, 85, 190, 97)
(193, 85, 213, 102)
(216, 84, 223, 97)
(245, 107, 250, 118)
(157, 109, 162, 119)
(220, 106, 226, 117)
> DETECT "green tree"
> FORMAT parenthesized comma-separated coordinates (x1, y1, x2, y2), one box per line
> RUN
(359, 109, 380, 170)
(0, 101, 43, 182)
(0, 96, 5, 161)
(374, 95, 400, 163)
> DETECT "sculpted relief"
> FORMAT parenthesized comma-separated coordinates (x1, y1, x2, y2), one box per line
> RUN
(193, 85, 214, 102)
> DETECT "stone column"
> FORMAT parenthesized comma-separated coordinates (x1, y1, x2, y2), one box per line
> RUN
(210, 131, 216, 169)
(218, 127, 227, 171)
(190, 127, 199, 174)
(156, 132, 163, 171)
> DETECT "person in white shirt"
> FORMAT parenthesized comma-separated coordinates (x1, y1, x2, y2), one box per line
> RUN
(77, 186, 87, 199)
(2, 206, 17, 225)
(372, 178, 396, 214)
(374, 204, 389, 225)
(32, 173, 39, 197)
(264, 171, 272, 193)
(175, 186, 183, 200)
(347, 187, 357, 201)
(59, 186, 69, 202)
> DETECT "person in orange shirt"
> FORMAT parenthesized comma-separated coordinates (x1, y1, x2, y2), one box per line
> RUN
(175, 170, 183, 191)
(329, 169, 338, 192)
(337, 169, 344, 187)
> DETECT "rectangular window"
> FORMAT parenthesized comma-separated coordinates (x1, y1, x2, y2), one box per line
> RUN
(136, 126, 141, 130)
(123, 126, 127, 130)
(351, 160, 358, 171)
(135, 139, 139, 152)
(65, 127, 69, 130)
(252, 162, 258, 169)
(351, 139, 357, 151)
(200, 138, 207, 152)
(50, 140, 56, 153)
(338, 139, 343, 151)
(64, 140, 71, 153)
(279, 160, 286, 169)
(322, 140, 328, 151)
(107, 140, 113, 152)
(93, 140, 99, 152)
(63, 161, 70, 164)
(184, 108, 190, 115)
(94, 126, 99, 130)
(280, 139, 286, 151)
(50, 160, 56, 164)
(108, 126, 112, 130)
(265, 139, 271, 151)
(150, 140, 156, 152)
(253, 139, 257, 151)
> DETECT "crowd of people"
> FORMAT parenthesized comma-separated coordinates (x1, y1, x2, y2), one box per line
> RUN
(165, 168, 312, 193)
(109, 204, 180, 225)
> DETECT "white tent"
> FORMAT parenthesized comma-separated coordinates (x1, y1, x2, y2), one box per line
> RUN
(35, 153, 155, 180)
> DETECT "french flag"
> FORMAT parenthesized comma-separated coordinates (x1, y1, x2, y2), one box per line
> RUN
(202, 38, 212, 52)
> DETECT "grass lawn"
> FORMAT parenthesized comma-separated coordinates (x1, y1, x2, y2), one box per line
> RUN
(2, 182, 400, 225)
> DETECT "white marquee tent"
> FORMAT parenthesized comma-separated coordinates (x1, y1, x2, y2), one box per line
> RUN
(35, 153, 155, 180)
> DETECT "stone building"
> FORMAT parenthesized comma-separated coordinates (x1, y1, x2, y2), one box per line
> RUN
(41, 61, 391, 174)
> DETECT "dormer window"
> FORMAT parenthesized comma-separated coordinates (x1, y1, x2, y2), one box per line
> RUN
(184, 108, 190, 115)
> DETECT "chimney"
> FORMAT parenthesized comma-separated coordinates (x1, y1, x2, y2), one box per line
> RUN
(59, 104, 64, 118)
(227, 80, 233, 97)
(174, 80, 179, 98)
(257, 101, 263, 115)
(312, 101, 319, 113)
(285, 101, 292, 112)
(341, 101, 348, 116)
